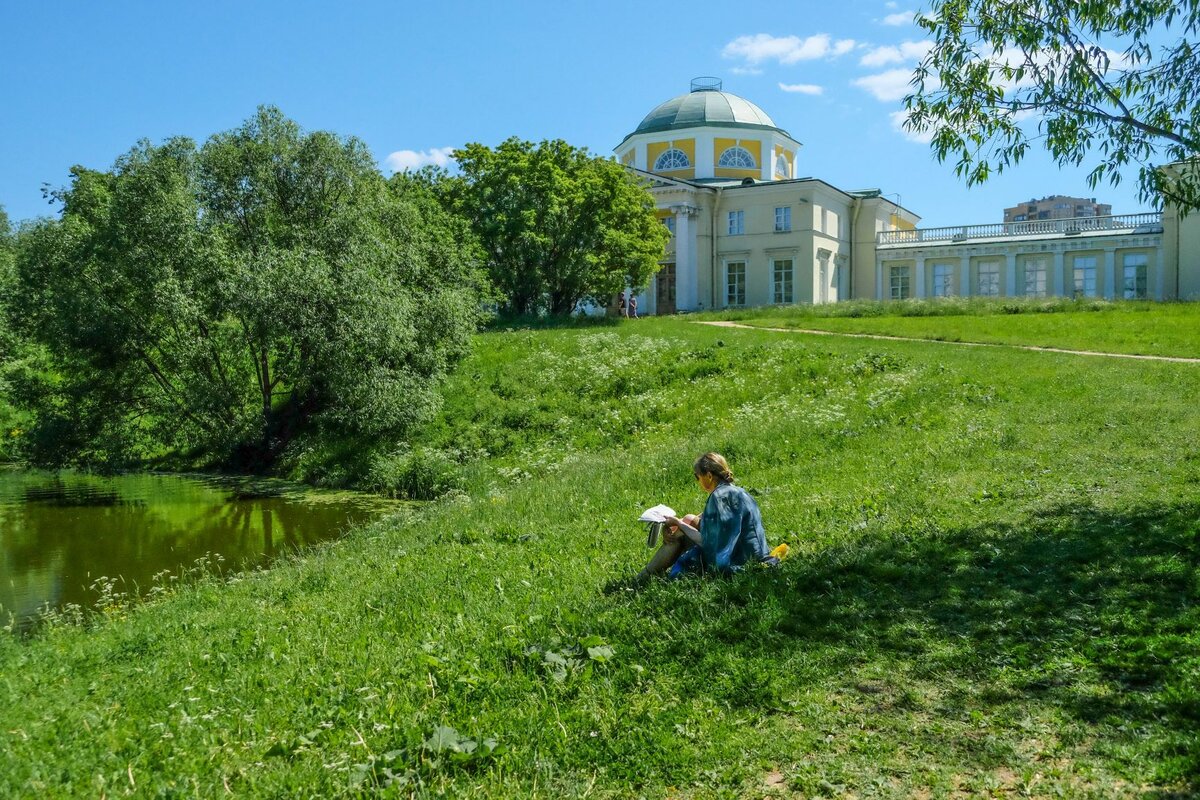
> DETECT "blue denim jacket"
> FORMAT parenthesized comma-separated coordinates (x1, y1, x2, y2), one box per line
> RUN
(671, 482, 770, 577)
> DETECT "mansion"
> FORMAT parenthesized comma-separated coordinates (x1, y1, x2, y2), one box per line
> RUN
(619, 79, 1200, 313)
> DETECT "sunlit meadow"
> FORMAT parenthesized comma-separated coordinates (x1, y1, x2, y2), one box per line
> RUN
(1, 312, 1197, 797)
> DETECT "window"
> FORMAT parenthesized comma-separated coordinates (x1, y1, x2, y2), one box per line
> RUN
(726, 261, 746, 306)
(1123, 253, 1148, 299)
(774, 206, 791, 232)
(978, 261, 1000, 296)
(774, 153, 789, 177)
(718, 146, 756, 169)
(889, 266, 910, 300)
(932, 263, 953, 297)
(727, 210, 744, 235)
(653, 148, 690, 171)
(1024, 257, 1047, 297)
(662, 216, 675, 235)
(772, 259, 794, 303)
(1073, 256, 1097, 297)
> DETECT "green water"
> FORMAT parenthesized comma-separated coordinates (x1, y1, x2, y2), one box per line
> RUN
(0, 469, 403, 630)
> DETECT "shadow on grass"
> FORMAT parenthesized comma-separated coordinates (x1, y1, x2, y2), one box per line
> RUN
(621, 502, 1200, 789)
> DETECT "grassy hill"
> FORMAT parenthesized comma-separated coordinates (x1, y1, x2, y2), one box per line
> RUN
(1, 314, 1198, 797)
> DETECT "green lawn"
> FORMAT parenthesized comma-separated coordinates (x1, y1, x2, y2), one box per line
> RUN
(698, 298, 1200, 358)
(2, 316, 1198, 797)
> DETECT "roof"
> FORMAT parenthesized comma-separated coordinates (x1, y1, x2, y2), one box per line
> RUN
(620, 88, 791, 144)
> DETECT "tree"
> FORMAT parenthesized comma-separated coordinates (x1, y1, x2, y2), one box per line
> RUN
(906, 1, 1200, 213)
(448, 138, 669, 316)
(11, 107, 484, 469)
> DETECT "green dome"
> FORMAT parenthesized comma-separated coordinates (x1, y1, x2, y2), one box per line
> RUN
(626, 88, 789, 141)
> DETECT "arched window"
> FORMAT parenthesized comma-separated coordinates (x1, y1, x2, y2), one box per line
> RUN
(775, 153, 789, 177)
(718, 146, 756, 169)
(654, 148, 690, 170)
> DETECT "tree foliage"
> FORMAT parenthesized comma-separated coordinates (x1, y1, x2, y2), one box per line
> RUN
(907, 0, 1200, 212)
(448, 138, 669, 315)
(10, 107, 485, 469)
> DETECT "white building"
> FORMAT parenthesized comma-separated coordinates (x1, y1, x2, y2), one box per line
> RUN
(619, 79, 1196, 311)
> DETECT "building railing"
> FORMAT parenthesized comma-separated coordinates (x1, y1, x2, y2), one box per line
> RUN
(877, 212, 1163, 245)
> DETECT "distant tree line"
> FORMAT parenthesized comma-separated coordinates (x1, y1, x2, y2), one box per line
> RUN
(0, 108, 667, 472)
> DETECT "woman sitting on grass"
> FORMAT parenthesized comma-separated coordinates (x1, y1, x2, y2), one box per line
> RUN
(636, 452, 775, 582)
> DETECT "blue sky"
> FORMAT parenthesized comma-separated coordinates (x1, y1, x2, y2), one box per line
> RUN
(0, 0, 1155, 227)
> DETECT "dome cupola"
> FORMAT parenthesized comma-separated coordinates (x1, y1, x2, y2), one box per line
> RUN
(616, 78, 801, 182)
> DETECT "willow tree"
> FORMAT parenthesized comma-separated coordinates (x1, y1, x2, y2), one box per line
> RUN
(906, 0, 1200, 212)
(11, 107, 484, 468)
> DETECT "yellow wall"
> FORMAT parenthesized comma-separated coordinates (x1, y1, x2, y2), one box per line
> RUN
(772, 145, 793, 180)
(646, 139, 696, 179)
(714, 138, 761, 180)
(620, 149, 635, 166)
(1172, 211, 1200, 297)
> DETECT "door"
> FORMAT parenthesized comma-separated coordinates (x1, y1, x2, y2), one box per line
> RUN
(656, 263, 676, 315)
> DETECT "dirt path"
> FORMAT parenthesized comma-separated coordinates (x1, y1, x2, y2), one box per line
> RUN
(695, 320, 1200, 365)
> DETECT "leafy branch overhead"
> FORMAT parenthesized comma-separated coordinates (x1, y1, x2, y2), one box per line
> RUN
(906, 0, 1200, 213)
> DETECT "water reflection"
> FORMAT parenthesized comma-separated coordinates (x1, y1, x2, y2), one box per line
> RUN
(0, 470, 403, 630)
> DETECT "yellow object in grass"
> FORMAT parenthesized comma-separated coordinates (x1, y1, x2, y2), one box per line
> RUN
(769, 542, 790, 560)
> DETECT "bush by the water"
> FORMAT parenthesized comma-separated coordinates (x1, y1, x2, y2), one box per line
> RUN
(4, 108, 485, 472)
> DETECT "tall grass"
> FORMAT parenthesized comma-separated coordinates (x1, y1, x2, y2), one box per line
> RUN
(1, 317, 1197, 797)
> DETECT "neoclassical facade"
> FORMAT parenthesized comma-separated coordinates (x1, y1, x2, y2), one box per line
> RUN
(621, 79, 1198, 311)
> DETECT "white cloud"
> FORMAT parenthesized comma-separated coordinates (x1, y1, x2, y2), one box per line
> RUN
(853, 68, 915, 101)
(778, 82, 824, 95)
(731, 66, 764, 76)
(384, 146, 455, 173)
(831, 39, 857, 57)
(721, 33, 858, 66)
(882, 10, 915, 26)
(859, 40, 930, 67)
(885, 1, 898, 7)
(889, 110, 934, 143)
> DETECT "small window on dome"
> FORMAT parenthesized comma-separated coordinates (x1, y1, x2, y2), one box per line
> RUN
(718, 146, 756, 169)
(775, 153, 789, 177)
(654, 148, 690, 171)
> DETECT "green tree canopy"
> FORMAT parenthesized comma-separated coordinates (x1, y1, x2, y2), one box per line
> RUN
(448, 138, 669, 316)
(10, 107, 485, 469)
(907, 0, 1200, 212)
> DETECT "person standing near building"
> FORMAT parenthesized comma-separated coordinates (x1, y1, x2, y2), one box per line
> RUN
(617, 291, 627, 318)
(629, 294, 638, 319)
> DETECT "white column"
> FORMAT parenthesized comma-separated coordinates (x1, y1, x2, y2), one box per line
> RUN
(674, 206, 699, 311)
(959, 256, 970, 296)
(761, 138, 773, 182)
(696, 133, 714, 179)
(1154, 248, 1164, 300)
(1005, 253, 1018, 296)
(876, 259, 885, 300)
(636, 142, 647, 171)
(1053, 251, 1065, 296)
(915, 255, 927, 298)
(1104, 247, 1116, 300)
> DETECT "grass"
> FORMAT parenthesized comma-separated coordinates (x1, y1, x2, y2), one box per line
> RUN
(695, 298, 1200, 358)
(1, 314, 1199, 797)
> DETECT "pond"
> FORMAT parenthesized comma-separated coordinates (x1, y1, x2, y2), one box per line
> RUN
(0, 469, 404, 631)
